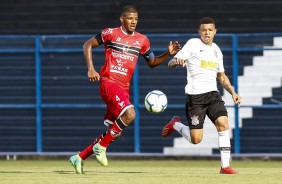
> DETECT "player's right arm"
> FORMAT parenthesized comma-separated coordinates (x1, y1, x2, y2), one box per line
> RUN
(168, 39, 192, 69)
(83, 37, 101, 82)
(168, 58, 186, 69)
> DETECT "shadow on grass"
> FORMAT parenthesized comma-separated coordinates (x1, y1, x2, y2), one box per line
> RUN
(0, 171, 34, 174)
(54, 170, 148, 174)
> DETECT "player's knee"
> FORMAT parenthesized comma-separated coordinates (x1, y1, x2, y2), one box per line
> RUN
(190, 129, 203, 144)
(122, 108, 136, 123)
(215, 117, 229, 131)
(216, 123, 229, 132)
(126, 109, 136, 121)
(190, 137, 202, 144)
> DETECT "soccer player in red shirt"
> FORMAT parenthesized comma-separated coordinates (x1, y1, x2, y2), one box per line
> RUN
(69, 5, 180, 174)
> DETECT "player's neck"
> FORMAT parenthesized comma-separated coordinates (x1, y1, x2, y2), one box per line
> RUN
(120, 26, 134, 36)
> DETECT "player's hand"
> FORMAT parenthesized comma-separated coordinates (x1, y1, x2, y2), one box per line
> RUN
(232, 93, 241, 107)
(175, 58, 186, 67)
(88, 68, 100, 82)
(168, 57, 186, 69)
(168, 41, 181, 55)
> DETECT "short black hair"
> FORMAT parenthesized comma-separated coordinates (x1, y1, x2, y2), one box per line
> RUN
(121, 5, 138, 16)
(199, 17, 216, 28)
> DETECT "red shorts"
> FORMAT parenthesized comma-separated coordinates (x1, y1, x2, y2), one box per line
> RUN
(100, 79, 133, 126)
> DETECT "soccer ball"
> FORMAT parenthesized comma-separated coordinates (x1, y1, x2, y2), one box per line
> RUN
(144, 90, 168, 114)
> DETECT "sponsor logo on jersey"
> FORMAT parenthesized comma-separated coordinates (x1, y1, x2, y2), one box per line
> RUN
(133, 40, 140, 46)
(102, 28, 113, 35)
(201, 60, 218, 69)
(122, 46, 129, 52)
(111, 51, 134, 61)
(110, 65, 128, 75)
(116, 59, 126, 67)
(110, 59, 128, 75)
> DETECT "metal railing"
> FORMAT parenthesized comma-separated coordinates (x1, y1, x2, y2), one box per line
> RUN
(0, 33, 282, 154)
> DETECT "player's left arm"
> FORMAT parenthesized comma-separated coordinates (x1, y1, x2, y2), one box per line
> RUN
(147, 41, 181, 68)
(217, 72, 241, 106)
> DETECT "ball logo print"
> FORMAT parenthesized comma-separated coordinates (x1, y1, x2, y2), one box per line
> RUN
(144, 90, 168, 114)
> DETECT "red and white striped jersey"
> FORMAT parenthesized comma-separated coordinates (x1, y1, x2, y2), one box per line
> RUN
(95, 26, 153, 89)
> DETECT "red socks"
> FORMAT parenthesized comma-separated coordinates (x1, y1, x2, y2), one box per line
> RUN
(99, 118, 127, 147)
(79, 133, 105, 160)
(79, 118, 127, 160)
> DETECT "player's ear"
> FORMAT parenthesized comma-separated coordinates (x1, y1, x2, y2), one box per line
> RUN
(120, 16, 124, 23)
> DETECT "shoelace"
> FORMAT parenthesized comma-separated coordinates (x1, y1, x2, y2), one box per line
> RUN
(94, 147, 105, 156)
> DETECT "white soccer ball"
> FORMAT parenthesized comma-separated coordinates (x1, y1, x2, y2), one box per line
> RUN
(144, 90, 168, 114)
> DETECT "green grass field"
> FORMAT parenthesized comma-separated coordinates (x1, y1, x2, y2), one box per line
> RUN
(0, 159, 281, 184)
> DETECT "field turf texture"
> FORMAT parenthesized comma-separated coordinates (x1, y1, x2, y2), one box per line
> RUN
(0, 159, 281, 184)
